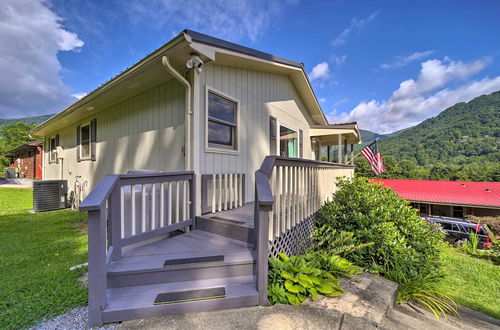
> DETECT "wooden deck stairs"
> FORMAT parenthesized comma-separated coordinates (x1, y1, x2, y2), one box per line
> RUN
(101, 210, 257, 323)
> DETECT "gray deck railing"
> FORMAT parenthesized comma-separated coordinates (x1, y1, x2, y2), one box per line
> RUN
(80, 171, 195, 325)
(254, 156, 355, 305)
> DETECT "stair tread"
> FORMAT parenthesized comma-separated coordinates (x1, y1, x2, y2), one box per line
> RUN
(122, 230, 251, 258)
(105, 275, 257, 312)
(109, 249, 255, 274)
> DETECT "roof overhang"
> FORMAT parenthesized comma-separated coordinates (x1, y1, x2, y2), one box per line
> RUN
(310, 122, 361, 145)
(31, 30, 336, 136)
(5, 142, 42, 157)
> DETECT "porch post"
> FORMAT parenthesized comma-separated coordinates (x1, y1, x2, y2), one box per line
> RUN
(337, 134, 342, 164)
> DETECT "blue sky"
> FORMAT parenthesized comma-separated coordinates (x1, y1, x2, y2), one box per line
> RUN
(1, 0, 499, 133)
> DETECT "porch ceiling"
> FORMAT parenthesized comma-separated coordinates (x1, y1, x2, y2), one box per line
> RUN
(310, 124, 361, 145)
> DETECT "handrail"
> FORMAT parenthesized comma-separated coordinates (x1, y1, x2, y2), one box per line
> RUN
(254, 155, 355, 306)
(258, 156, 354, 178)
(82, 170, 196, 325)
(80, 175, 120, 211)
(79, 171, 195, 211)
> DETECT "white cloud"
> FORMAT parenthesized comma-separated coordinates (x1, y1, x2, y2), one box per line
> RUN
(380, 51, 434, 69)
(329, 57, 500, 133)
(71, 92, 87, 100)
(309, 62, 330, 82)
(0, 0, 83, 118)
(332, 12, 378, 46)
(319, 98, 326, 103)
(127, 0, 298, 43)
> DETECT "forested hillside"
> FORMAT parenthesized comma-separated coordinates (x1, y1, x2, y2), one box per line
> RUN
(356, 91, 500, 181)
(0, 114, 53, 128)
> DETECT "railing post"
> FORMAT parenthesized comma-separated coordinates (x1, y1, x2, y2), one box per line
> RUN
(87, 209, 107, 326)
(190, 174, 196, 227)
(109, 187, 122, 260)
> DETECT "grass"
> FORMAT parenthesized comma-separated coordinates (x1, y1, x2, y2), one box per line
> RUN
(0, 188, 88, 329)
(437, 246, 500, 320)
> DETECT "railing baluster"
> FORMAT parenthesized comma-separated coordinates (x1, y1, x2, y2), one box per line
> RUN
(131, 185, 136, 236)
(175, 181, 180, 223)
(218, 174, 222, 212)
(151, 184, 156, 230)
(167, 182, 172, 225)
(160, 183, 165, 228)
(120, 186, 125, 238)
(213, 174, 217, 213)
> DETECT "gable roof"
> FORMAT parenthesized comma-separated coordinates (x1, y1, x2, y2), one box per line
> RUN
(374, 179, 500, 208)
(32, 30, 331, 136)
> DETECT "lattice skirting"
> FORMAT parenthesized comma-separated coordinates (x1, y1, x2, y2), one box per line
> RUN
(268, 215, 316, 258)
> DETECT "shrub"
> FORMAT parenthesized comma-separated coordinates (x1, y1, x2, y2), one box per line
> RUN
(315, 177, 451, 316)
(267, 252, 361, 305)
(316, 177, 445, 278)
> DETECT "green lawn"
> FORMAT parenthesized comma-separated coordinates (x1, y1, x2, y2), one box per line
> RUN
(437, 246, 500, 319)
(0, 188, 88, 329)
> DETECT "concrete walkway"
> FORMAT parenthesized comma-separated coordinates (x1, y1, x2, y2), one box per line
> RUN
(0, 178, 32, 188)
(33, 272, 500, 329)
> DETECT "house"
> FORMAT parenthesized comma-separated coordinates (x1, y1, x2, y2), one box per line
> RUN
(375, 179, 500, 218)
(31, 30, 361, 325)
(4, 141, 43, 180)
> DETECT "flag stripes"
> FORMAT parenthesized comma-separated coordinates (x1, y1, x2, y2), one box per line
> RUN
(361, 140, 386, 175)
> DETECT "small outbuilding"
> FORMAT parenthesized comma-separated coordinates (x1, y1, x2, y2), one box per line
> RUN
(5, 141, 43, 180)
(375, 179, 500, 218)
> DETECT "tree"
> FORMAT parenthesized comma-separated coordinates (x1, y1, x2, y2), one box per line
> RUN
(0, 122, 36, 172)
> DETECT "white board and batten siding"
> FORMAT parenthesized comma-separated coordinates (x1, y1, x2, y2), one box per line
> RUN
(43, 78, 186, 194)
(198, 63, 316, 203)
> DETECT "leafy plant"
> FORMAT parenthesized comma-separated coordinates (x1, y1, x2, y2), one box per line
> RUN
(268, 252, 355, 305)
(315, 177, 453, 318)
(463, 231, 479, 255)
(312, 227, 374, 257)
(383, 260, 458, 320)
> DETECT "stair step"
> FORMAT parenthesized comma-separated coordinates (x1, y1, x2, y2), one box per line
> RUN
(154, 287, 226, 305)
(196, 216, 254, 244)
(163, 255, 225, 267)
(103, 276, 258, 323)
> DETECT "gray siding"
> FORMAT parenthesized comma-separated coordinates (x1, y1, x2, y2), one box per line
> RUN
(44, 78, 185, 192)
(198, 63, 316, 201)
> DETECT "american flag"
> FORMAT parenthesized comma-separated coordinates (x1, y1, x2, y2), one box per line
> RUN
(361, 140, 386, 175)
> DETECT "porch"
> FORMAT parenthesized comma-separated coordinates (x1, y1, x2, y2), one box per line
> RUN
(80, 156, 355, 325)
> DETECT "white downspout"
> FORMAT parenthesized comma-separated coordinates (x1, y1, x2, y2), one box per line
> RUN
(161, 56, 192, 171)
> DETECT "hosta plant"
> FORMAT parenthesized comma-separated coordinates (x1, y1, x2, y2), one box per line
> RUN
(268, 252, 360, 305)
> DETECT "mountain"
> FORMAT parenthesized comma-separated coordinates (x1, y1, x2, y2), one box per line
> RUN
(379, 91, 500, 166)
(0, 114, 54, 128)
(360, 127, 408, 144)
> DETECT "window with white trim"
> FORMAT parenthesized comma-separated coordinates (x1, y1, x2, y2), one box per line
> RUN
(49, 136, 57, 163)
(279, 124, 298, 158)
(207, 90, 238, 151)
(80, 123, 91, 159)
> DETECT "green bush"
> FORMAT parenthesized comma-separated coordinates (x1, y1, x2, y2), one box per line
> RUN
(316, 177, 445, 278)
(267, 252, 361, 305)
(314, 177, 453, 317)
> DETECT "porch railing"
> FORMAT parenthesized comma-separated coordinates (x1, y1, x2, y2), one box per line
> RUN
(80, 171, 195, 325)
(201, 173, 246, 214)
(254, 156, 354, 305)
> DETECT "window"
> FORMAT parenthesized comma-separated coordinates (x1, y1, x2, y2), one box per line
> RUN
(77, 119, 96, 162)
(419, 204, 428, 214)
(207, 90, 238, 151)
(49, 136, 57, 163)
(80, 123, 91, 159)
(279, 125, 298, 158)
(453, 206, 464, 218)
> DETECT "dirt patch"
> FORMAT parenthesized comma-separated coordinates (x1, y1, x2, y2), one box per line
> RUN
(70, 221, 88, 235)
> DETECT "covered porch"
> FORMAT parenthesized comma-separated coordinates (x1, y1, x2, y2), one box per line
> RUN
(309, 122, 361, 164)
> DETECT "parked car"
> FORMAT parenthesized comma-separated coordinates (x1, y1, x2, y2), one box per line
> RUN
(423, 216, 489, 244)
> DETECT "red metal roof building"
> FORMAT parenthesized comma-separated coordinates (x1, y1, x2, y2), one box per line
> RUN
(374, 179, 500, 218)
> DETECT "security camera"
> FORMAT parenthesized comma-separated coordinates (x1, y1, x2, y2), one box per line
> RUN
(186, 55, 204, 73)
